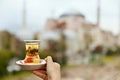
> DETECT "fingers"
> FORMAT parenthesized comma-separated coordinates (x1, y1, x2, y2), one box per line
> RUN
(32, 70, 47, 79)
(32, 68, 46, 74)
(46, 56, 53, 66)
(32, 56, 61, 80)
(47, 56, 53, 63)
(33, 69, 46, 74)
(38, 66, 46, 70)
(46, 56, 60, 67)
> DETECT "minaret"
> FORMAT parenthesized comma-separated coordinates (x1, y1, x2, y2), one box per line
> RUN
(18, 0, 32, 39)
(119, 2, 120, 34)
(22, 0, 26, 31)
(97, 0, 101, 27)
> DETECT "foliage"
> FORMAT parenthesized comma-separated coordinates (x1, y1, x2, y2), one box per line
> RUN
(114, 47, 120, 55)
(92, 45, 103, 54)
(106, 49, 114, 56)
(106, 47, 120, 56)
(1, 72, 30, 80)
(39, 50, 55, 59)
(0, 50, 13, 76)
(101, 56, 115, 63)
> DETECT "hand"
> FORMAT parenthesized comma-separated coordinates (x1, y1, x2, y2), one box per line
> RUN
(32, 56, 61, 80)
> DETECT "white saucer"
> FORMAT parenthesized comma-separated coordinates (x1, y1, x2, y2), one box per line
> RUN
(16, 60, 46, 70)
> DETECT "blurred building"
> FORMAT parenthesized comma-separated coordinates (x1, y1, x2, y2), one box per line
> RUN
(0, 30, 24, 54)
(0, 31, 3, 50)
(59, 10, 85, 30)
(58, 11, 86, 65)
(40, 19, 61, 50)
(0, 31, 12, 50)
(117, 35, 120, 47)
(38, 10, 119, 65)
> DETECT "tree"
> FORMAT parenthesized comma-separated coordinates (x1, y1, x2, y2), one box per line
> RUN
(0, 50, 13, 76)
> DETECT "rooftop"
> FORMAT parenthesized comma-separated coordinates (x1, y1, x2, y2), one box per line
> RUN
(60, 10, 85, 18)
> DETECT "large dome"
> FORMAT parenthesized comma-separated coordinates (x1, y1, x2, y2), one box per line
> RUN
(60, 9, 85, 18)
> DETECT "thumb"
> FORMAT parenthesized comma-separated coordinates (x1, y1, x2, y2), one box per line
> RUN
(46, 56, 53, 66)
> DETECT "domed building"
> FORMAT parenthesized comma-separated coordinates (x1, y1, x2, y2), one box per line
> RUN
(59, 10, 85, 18)
(58, 10, 87, 65)
(58, 10, 85, 30)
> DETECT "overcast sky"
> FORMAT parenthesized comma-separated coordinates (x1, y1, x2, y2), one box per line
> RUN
(0, 0, 120, 35)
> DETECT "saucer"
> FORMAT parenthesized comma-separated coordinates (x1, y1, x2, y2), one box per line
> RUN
(16, 60, 46, 70)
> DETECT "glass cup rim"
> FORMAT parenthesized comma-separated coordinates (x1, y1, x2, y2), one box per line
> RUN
(24, 40, 40, 43)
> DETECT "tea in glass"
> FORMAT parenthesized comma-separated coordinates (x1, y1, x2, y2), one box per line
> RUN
(24, 40, 40, 64)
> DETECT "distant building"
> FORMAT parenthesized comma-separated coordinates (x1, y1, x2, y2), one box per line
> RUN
(58, 11, 87, 65)
(39, 10, 118, 65)
(0, 30, 24, 54)
(117, 35, 120, 47)
(59, 10, 85, 31)
(40, 18, 61, 50)
(0, 31, 3, 50)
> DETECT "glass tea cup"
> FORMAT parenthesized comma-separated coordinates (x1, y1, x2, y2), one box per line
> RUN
(24, 40, 41, 64)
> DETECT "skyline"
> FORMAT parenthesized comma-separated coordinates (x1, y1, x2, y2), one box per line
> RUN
(0, 0, 120, 35)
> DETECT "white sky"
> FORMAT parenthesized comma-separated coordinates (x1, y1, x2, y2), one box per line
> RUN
(0, 0, 120, 35)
